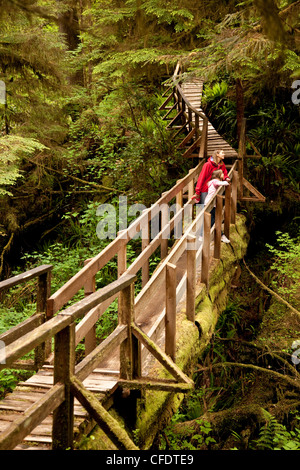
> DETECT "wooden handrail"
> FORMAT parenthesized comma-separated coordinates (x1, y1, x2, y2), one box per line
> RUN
(73, 161, 237, 355)
(172, 66, 206, 121)
(47, 161, 204, 316)
(0, 273, 136, 370)
(0, 161, 240, 452)
(0, 159, 238, 369)
(0, 58, 254, 451)
(0, 264, 53, 369)
(0, 383, 65, 451)
(165, 62, 208, 159)
(0, 313, 44, 346)
(0, 273, 138, 450)
(135, 162, 237, 303)
(0, 265, 52, 291)
(0, 65, 243, 449)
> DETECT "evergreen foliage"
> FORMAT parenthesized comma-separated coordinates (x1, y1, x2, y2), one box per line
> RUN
(0, 135, 47, 195)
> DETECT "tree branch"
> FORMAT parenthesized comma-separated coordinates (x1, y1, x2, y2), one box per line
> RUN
(26, 156, 125, 193)
(196, 362, 300, 392)
(217, 337, 299, 378)
(243, 259, 300, 318)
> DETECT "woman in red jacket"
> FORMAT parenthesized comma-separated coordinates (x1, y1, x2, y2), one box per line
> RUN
(193, 149, 230, 243)
(193, 149, 230, 203)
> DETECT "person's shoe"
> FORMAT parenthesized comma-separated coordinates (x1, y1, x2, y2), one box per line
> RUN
(221, 234, 230, 243)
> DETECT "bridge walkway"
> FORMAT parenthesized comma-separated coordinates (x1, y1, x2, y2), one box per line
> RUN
(0, 63, 260, 450)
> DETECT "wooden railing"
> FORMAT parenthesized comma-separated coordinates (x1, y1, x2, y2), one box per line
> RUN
(0, 273, 135, 450)
(0, 270, 195, 450)
(0, 265, 52, 370)
(47, 160, 204, 350)
(160, 62, 209, 159)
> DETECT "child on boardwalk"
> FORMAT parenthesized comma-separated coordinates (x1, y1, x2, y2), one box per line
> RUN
(204, 169, 229, 206)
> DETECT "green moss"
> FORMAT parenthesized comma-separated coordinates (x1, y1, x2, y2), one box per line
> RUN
(135, 316, 200, 448)
(234, 214, 250, 251)
(134, 217, 250, 448)
(80, 215, 250, 450)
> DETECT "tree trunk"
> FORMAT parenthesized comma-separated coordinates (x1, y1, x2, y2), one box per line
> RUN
(236, 78, 244, 144)
(57, 0, 84, 85)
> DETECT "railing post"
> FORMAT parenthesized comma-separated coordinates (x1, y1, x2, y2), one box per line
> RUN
(214, 195, 222, 260)
(238, 118, 246, 198)
(83, 259, 97, 356)
(199, 117, 208, 159)
(175, 181, 183, 239)
(52, 322, 75, 450)
(186, 169, 195, 227)
(186, 236, 196, 323)
(194, 114, 199, 141)
(224, 184, 231, 240)
(174, 180, 183, 239)
(118, 230, 127, 318)
(231, 170, 238, 224)
(36, 268, 52, 365)
(176, 182, 183, 209)
(201, 211, 211, 287)
(188, 108, 192, 132)
(181, 98, 186, 128)
(119, 280, 140, 380)
(165, 263, 177, 361)
(160, 202, 169, 259)
(188, 169, 194, 201)
(141, 213, 149, 287)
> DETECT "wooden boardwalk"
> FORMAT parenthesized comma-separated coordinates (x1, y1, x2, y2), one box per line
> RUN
(170, 75, 238, 159)
(0, 368, 118, 449)
(0, 206, 229, 450)
(0, 66, 242, 450)
(0, 242, 204, 449)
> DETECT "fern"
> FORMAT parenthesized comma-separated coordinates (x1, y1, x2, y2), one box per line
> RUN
(0, 135, 47, 196)
(254, 415, 300, 450)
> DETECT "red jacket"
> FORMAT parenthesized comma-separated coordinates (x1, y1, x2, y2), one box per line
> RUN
(195, 157, 229, 195)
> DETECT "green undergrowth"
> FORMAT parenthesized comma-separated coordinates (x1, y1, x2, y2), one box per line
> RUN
(155, 229, 300, 451)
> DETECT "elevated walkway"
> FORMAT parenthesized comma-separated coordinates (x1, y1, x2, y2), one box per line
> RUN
(0, 65, 264, 450)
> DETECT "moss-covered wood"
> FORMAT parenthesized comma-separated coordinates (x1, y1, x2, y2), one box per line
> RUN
(80, 214, 249, 450)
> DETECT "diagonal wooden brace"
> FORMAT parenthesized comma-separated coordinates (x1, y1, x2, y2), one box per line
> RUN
(131, 324, 194, 387)
(70, 375, 139, 451)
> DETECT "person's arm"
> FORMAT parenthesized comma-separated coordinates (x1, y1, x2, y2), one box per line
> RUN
(195, 163, 209, 195)
(221, 163, 230, 181)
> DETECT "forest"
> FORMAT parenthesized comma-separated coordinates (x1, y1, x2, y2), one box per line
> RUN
(0, 0, 299, 451)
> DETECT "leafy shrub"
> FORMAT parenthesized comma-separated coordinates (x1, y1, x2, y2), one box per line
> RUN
(266, 230, 300, 307)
